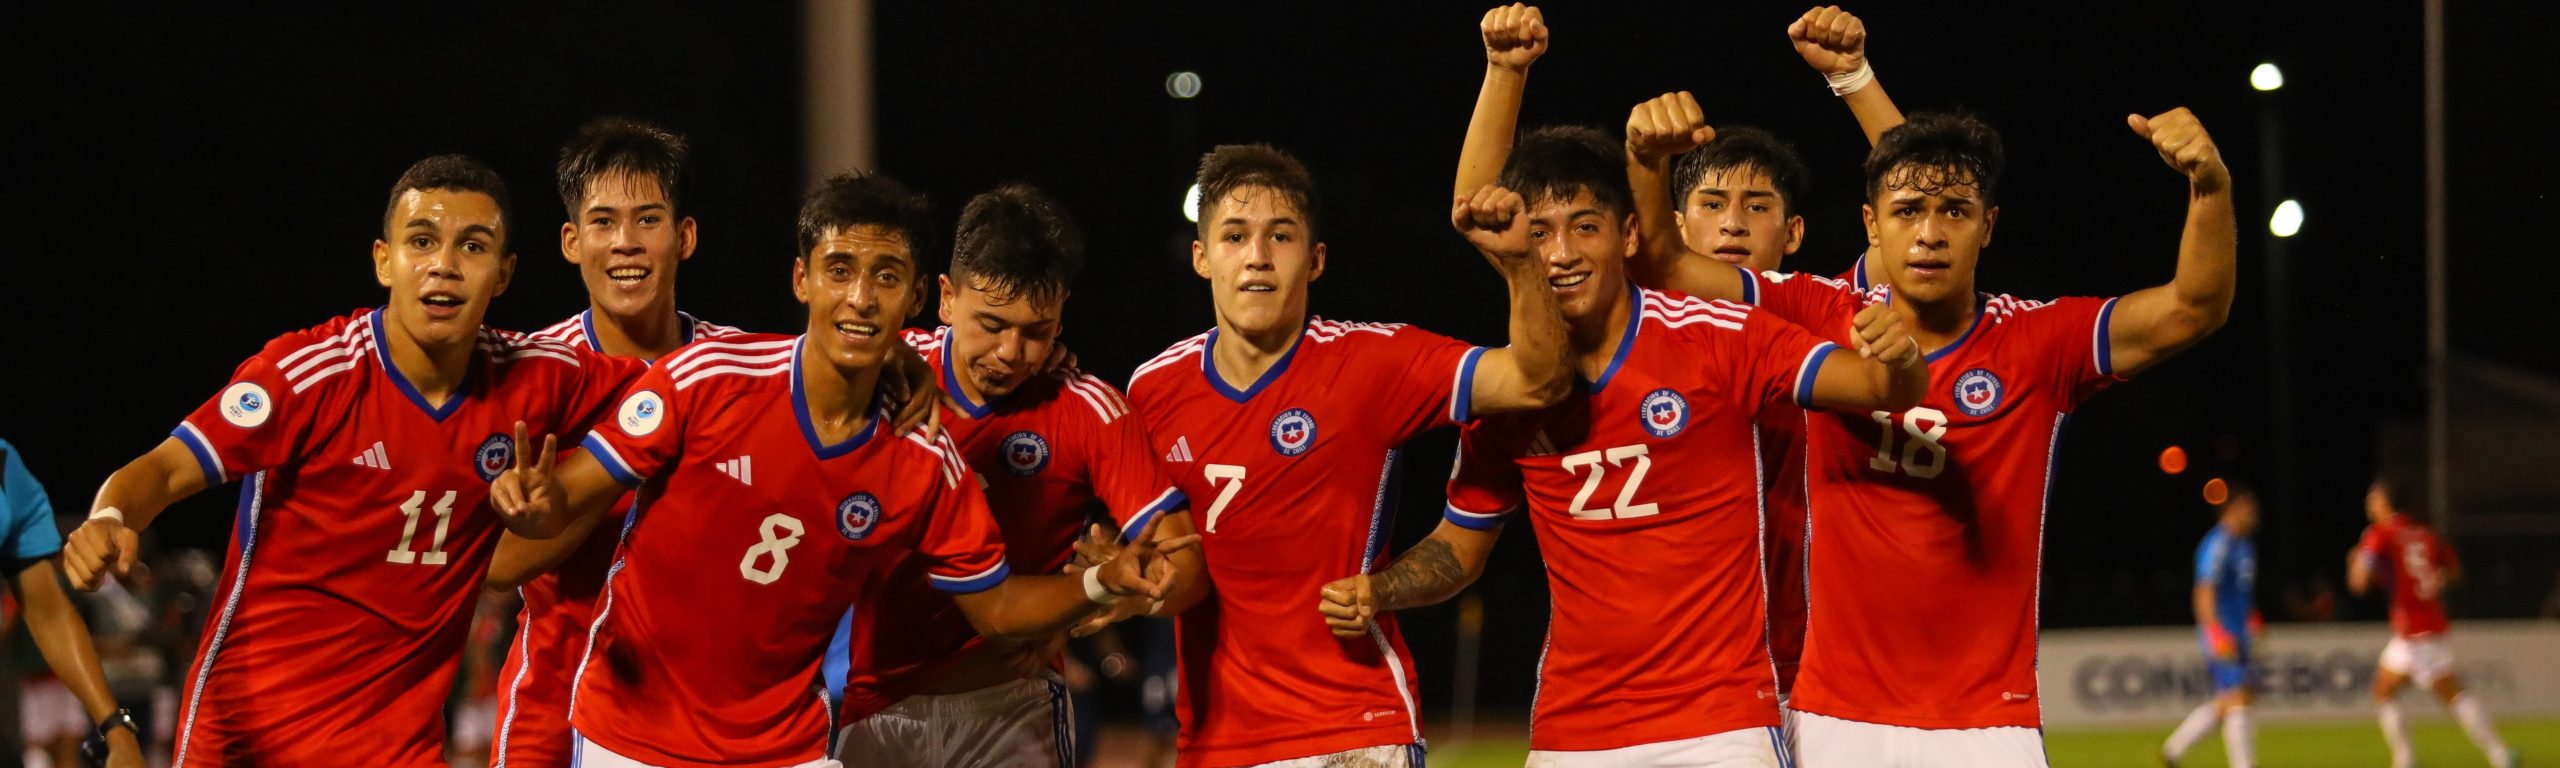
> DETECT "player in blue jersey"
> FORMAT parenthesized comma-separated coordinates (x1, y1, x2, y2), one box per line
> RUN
(2161, 484, 2261, 768)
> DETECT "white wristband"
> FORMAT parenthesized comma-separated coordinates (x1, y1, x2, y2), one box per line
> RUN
(1825, 59, 1875, 97)
(1082, 566, 1115, 605)
(88, 507, 125, 525)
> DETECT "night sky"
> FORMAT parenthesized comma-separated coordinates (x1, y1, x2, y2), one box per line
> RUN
(6, 1, 2553, 714)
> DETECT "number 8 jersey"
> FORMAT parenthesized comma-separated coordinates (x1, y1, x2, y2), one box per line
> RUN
(165, 309, 643, 767)
(1741, 269, 2122, 730)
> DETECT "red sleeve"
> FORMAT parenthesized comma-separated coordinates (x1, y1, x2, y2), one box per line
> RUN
(549, 348, 649, 440)
(1060, 373, 1188, 543)
(170, 335, 341, 486)
(1441, 422, 1524, 531)
(1739, 267, 1861, 342)
(1711, 301, 1842, 417)
(901, 327, 941, 350)
(1352, 323, 1487, 439)
(578, 362, 684, 487)
(913, 430, 1012, 594)
(2010, 296, 2126, 405)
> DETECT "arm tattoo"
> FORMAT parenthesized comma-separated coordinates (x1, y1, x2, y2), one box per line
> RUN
(1372, 537, 1473, 612)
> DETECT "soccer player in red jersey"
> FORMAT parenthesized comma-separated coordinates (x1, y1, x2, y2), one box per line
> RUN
(483, 117, 744, 768)
(488, 172, 1188, 768)
(1123, 144, 1571, 767)
(1622, 100, 2236, 762)
(1323, 126, 1927, 766)
(2350, 478, 2516, 768)
(831, 184, 1202, 767)
(60, 155, 649, 767)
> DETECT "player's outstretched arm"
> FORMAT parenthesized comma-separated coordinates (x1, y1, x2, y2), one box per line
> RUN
(485, 511, 612, 590)
(66, 439, 210, 592)
(1805, 303, 1928, 412)
(489, 423, 623, 540)
(955, 513, 1199, 641)
(11, 559, 144, 766)
(2194, 584, 2236, 659)
(1454, 185, 1575, 414)
(1455, 3, 1548, 198)
(1143, 511, 1210, 617)
(2105, 108, 2236, 377)
(1791, 6, 1905, 148)
(1623, 93, 1751, 301)
(1319, 520, 1501, 639)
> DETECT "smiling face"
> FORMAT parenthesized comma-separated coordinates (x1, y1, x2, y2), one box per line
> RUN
(373, 187, 513, 352)
(1863, 163, 1997, 306)
(793, 224, 923, 374)
(563, 169, 694, 325)
(1192, 184, 1324, 340)
(1527, 189, 1640, 331)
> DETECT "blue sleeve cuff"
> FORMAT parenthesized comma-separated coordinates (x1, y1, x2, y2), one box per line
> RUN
(170, 423, 227, 485)
(580, 432, 644, 488)
(1442, 503, 1512, 531)
(2093, 296, 2121, 377)
(1735, 265, 1760, 305)
(1792, 342, 1839, 407)
(930, 561, 1012, 594)
(1120, 489, 1190, 543)
(1449, 346, 1488, 423)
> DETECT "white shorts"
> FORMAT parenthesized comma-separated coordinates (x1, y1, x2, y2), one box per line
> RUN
(835, 676, 1073, 768)
(1791, 711, 2044, 768)
(2379, 635, 2457, 687)
(1526, 726, 1789, 767)
(573, 732, 842, 768)
(19, 678, 88, 744)
(1243, 744, 1418, 768)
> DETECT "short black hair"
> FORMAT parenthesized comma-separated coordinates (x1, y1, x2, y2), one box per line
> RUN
(2371, 475, 2421, 514)
(383, 154, 511, 247)
(951, 183, 1083, 306)
(1671, 126, 1812, 219)
(1865, 111, 2005, 207)
(1499, 125, 1634, 219)
(556, 117, 692, 219)
(797, 170, 936, 261)
(1194, 144, 1319, 237)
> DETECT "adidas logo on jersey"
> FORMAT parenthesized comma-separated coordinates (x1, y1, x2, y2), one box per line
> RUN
(1165, 436, 1195, 463)
(717, 456, 753, 485)
(351, 441, 391, 470)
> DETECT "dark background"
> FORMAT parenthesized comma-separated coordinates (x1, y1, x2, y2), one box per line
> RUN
(5, 1, 2554, 718)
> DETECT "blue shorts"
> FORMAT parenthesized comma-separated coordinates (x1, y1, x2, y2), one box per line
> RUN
(2201, 639, 2254, 692)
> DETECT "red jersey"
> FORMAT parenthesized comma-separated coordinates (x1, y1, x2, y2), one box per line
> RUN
(1743, 268, 2124, 729)
(2356, 514, 2456, 638)
(164, 309, 640, 767)
(1445, 288, 1836, 750)
(568, 334, 1011, 768)
(493, 310, 738, 768)
(833, 327, 1185, 721)
(1125, 318, 1484, 767)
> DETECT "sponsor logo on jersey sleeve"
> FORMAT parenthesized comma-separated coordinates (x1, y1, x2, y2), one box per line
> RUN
(220, 382, 272, 428)
(618, 390, 665, 436)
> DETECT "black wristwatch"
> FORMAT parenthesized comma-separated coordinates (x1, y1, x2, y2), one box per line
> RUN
(79, 708, 138, 768)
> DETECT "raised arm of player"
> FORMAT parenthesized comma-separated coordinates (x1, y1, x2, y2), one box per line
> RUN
(1623, 92, 1752, 301)
(489, 422, 625, 540)
(1454, 3, 1548, 198)
(952, 513, 1198, 641)
(1791, 6, 1905, 148)
(1455, 184, 1575, 414)
(2105, 108, 2236, 377)
(63, 440, 210, 591)
(1318, 521, 1502, 638)
(1803, 302, 1928, 412)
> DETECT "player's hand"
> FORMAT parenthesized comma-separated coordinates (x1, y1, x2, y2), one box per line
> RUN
(1626, 91, 1715, 167)
(883, 343, 945, 437)
(1480, 3, 1548, 73)
(489, 421, 564, 534)
(1040, 342, 1078, 376)
(1093, 514, 1200, 602)
(86, 726, 142, 768)
(1852, 302, 1921, 368)
(2129, 107, 2229, 196)
(1451, 184, 1533, 268)
(1317, 574, 1377, 638)
(61, 513, 140, 592)
(1788, 6, 1869, 76)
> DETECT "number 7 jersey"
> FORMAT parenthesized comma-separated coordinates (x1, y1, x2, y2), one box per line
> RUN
(1125, 318, 1485, 767)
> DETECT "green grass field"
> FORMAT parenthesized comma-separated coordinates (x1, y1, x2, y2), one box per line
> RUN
(1426, 719, 2559, 767)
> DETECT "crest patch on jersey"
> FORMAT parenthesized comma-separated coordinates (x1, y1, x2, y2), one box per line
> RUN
(837, 491, 883, 541)
(220, 382, 272, 428)
(1268, 408, 1318, 457)
(1001, 431, 1050, 477)
(1953, 368, 2004, 417)
(1640, 388, 1690, 438)
(474, 433, 515, 482)
(618, 390, 665, 437)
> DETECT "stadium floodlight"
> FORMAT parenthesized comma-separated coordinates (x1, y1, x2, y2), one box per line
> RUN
(1183, 183, 1202, 223)
(2250, 63, 2285, 92)
(1166, 71, 1203, 99)
(2270, 199, 2303, 238)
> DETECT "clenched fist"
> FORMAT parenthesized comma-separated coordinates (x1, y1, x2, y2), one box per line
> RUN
(1481, 4, 1549, 72)
(1626, 91, 1715, 166)
(1789, 6, 1870, 76)
(2128, 107, 2229, 195)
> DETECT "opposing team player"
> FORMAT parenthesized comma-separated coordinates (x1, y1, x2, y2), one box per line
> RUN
(2160, 485, 2262, 768)
(487, 171, 1190, 768)
(1322, 126, 1927, 766)
(2351, 478, 2516, 768)
(831, 184, 1202, 767)
(1, 439, 143, 768)
(1125, 144, 1572, 767)
(61, 155, 648, 766)
(1622, 99, 2237, 762)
